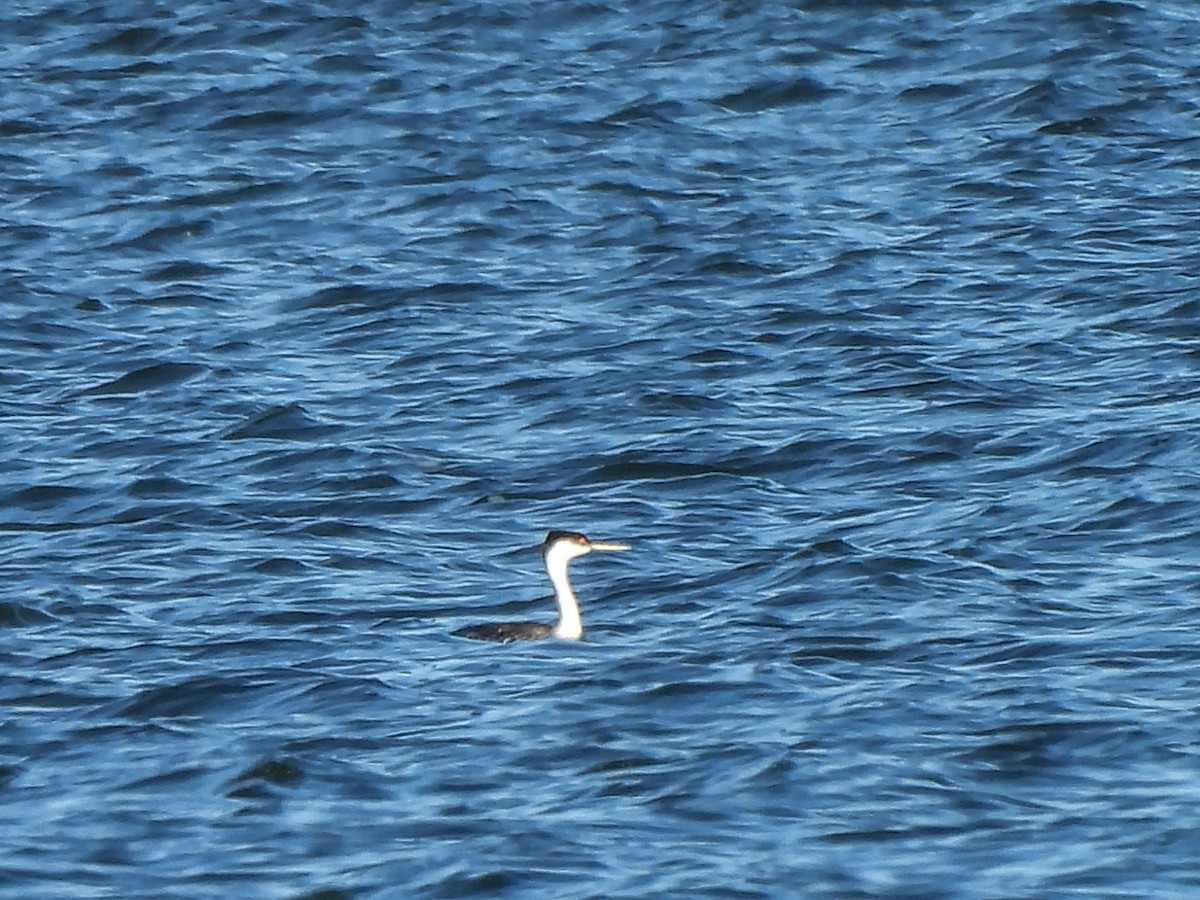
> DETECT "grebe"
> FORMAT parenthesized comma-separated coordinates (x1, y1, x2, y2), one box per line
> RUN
(452, 530, 630, 643)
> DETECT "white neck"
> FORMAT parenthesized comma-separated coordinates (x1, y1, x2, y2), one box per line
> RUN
(545, 543, 584, 640)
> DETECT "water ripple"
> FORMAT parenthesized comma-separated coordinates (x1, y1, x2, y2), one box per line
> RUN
(2, 0, 1200, 896)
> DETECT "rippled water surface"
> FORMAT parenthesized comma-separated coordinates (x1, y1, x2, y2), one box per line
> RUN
(4, 1, 1200, 897)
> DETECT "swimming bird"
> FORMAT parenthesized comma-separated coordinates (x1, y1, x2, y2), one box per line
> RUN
(452, 530, 630, 643)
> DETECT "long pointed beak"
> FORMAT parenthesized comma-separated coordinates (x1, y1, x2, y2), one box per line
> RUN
(588, 541, 630, 552)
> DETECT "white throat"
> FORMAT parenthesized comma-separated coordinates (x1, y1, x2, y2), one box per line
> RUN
(544, 541, 588, 641)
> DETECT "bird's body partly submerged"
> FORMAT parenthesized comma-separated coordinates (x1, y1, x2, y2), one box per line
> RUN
(452, 530, 629, 643)
(452, 621, 554, 643)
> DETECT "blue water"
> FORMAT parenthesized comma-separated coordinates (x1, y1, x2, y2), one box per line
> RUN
(4, 1, 1200, 896)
